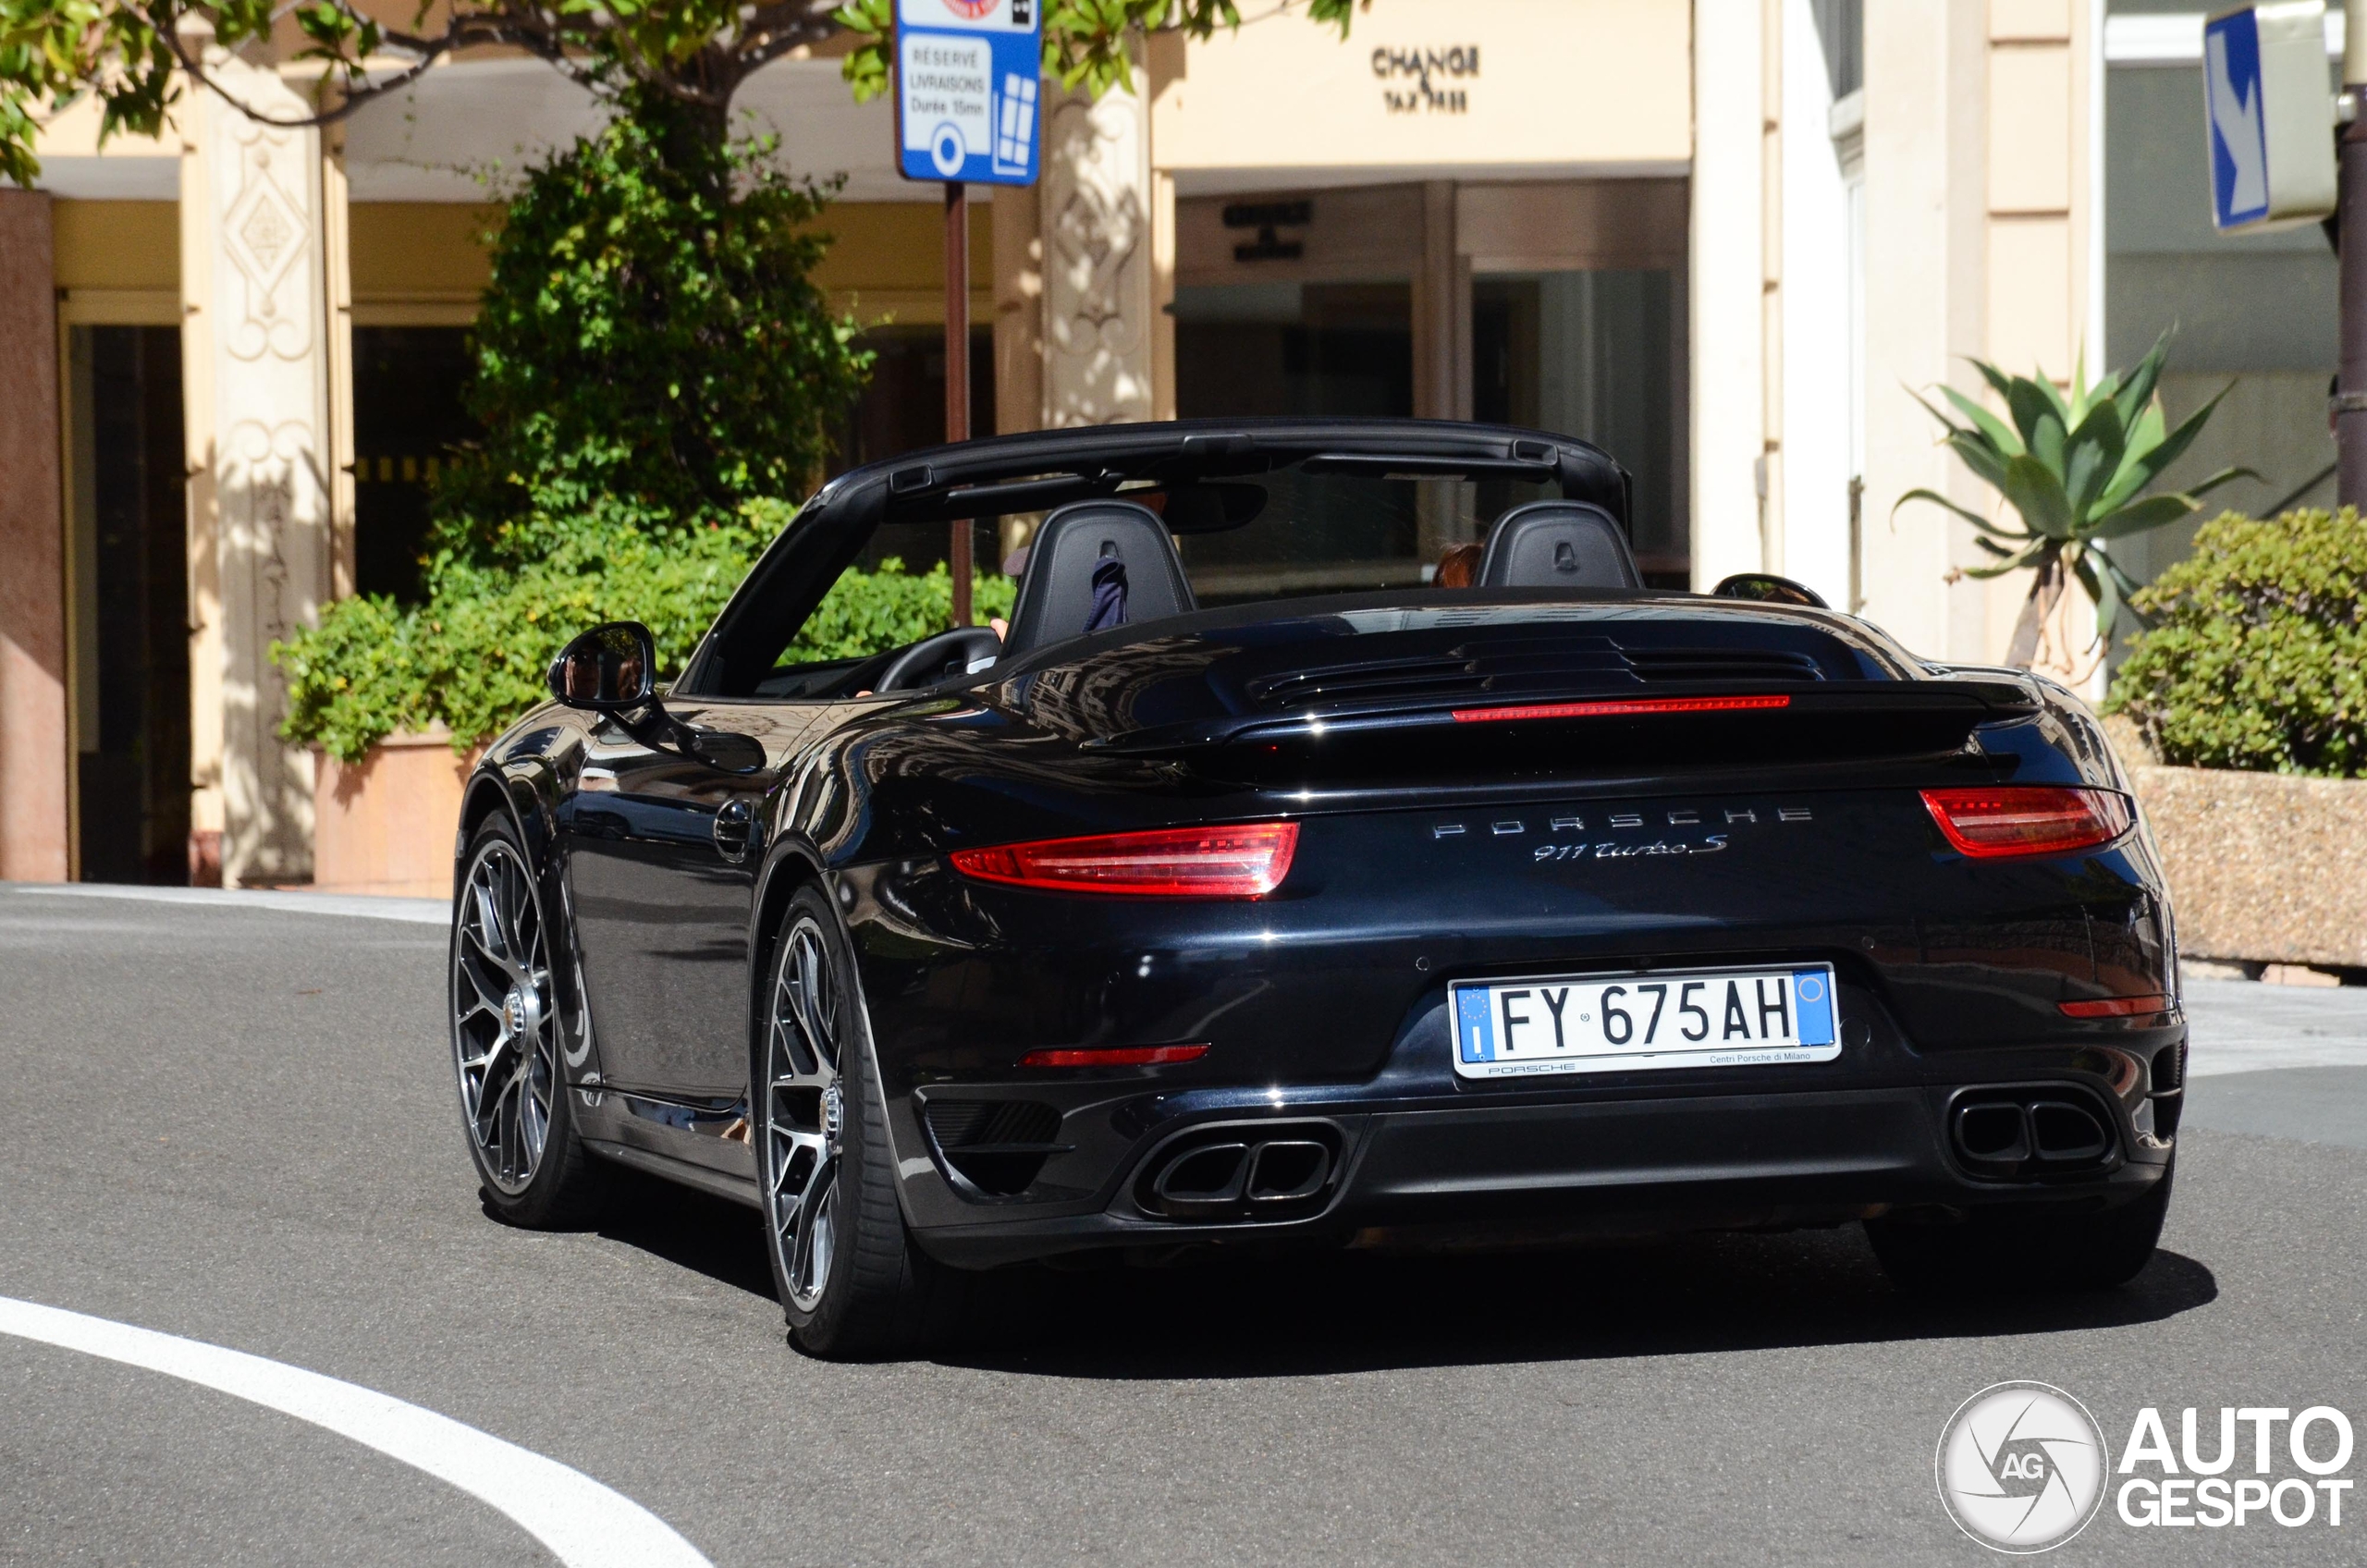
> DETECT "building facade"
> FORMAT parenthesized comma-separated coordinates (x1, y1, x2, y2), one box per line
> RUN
(0, 1, 2336, 887)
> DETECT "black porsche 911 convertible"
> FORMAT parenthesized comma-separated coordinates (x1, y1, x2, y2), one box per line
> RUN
(448, 418, 2184, 1355)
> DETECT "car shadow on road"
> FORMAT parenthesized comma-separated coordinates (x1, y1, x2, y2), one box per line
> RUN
(933, 1227, 2218, 1380)
(570, 1170, 2219, 1378)
(587, 1166, 778, 1301)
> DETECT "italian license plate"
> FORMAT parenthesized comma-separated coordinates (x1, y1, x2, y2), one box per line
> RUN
(1451, 965, 1841, 1080)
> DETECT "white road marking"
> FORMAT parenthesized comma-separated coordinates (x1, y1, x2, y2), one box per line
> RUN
(0, 1295, 712, 1568)
(8, 882, 446, 925)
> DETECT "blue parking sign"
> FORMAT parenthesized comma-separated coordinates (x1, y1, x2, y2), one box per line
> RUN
(896, 0, 1043, 187)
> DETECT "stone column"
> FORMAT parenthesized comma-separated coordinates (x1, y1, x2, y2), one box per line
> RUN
(190, 51, 337, 886)
(1858, 0, 1990, 663)
(0, 190, 71, 882)
(991, 178, 1045, 437)
(1689, 0, 1770, 591)
(1040, 83, 1156, 426)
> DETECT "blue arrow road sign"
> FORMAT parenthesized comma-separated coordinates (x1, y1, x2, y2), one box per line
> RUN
(897, 0, 1043, 187)
(2205, 8, 2270, 229)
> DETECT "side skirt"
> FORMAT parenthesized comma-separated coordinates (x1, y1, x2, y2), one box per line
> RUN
(583, 1138, 764, 1210)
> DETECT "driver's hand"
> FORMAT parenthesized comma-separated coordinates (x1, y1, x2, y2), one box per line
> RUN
(990, 618, 1008, 642)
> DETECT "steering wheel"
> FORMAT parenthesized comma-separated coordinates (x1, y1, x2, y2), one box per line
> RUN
(873, 625, 1004, 693)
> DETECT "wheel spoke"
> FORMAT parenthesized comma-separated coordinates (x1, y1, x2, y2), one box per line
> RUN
(480, 1069, 518, 1160)
(768, 1127, 827, 1194)
(789, 1154, 837, 1298)
(505, 1067, 530, 1180)
(519, 1053, 549, 1170)
(785, 928, 838, 1075)
(457, 954, 506, 1013)
(458, 1034, 505, 1077)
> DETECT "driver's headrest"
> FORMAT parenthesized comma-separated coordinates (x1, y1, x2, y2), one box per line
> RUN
(1477, 501, 1643, 590)
(1000, 500, 1196, 657)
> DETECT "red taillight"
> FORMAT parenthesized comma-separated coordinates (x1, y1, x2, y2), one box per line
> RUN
(1920, 786, 2133, 859)
(950, 822, 1298, 899)
(1020, 1044, 1209, 1068)
(2059, 995, 2170, 1019)
(1452, 693, 1791, 723)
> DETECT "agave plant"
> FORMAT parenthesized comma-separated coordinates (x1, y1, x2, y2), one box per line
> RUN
(1896, 331, 2252, 668)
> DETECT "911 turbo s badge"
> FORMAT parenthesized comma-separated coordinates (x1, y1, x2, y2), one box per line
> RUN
(1430, 804, 1813, 863)
(1533, 837, 1726, 861)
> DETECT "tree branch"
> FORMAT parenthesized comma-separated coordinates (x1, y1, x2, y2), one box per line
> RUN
(155, 6, 548, 129)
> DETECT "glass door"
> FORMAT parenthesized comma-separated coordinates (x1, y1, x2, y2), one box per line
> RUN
(1471, 268, 1686, 586)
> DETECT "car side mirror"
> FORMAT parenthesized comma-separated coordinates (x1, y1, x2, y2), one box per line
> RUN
(547, 621, 656, 711)
(1711, 573, 1830, 609)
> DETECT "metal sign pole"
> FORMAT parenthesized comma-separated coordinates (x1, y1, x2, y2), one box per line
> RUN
(892, 0, 1040, 627)
(2342, 8, 2367, 505)
(945, 179, 973, 625)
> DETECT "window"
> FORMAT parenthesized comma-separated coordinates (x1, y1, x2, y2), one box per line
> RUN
(352, 327, 476, 605)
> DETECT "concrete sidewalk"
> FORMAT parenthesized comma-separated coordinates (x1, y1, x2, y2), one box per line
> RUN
(2182, 975, 2367, 1076)
(6, 881, 446, 925)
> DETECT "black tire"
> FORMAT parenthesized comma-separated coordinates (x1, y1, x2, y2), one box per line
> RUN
(758, 885, 971, 1358)
(450, 815, 607, 1228)
(1866, 1159, 2174, 1295)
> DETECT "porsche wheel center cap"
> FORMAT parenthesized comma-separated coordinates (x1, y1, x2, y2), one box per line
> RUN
(823, 1083, 844, 1144)
(503, 986, 537, 1038)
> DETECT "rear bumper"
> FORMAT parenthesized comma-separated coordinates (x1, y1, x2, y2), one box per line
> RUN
(910, 1077, 2177, 1268)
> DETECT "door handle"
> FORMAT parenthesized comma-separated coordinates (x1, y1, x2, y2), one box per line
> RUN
(712, 798, 758, 864)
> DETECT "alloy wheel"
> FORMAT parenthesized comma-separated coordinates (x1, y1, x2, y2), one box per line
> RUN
(763, 914, 843, 1314)
(452, 839, 558, 1194)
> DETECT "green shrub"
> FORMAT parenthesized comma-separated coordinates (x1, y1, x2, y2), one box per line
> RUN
(282, 533, 1017, 763)
(793, 557, 1016, 665)
(281, 514, 770, 761)
(2105, 508, 2367, 778)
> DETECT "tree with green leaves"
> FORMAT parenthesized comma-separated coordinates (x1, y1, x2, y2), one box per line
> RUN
(1895, 332, 2251, 669)
(276, 89, 891, 757)
(0, 0, 1367, 187)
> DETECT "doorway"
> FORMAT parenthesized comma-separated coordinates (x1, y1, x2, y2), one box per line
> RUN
(67, 325, 190, 885)
(352, 326, 477, 605)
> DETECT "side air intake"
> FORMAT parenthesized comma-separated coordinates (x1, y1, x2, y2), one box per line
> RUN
(924, 1098, 1068, 1197)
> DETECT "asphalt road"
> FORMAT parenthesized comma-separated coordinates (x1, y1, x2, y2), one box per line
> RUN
(5, 882, 2367, 1567)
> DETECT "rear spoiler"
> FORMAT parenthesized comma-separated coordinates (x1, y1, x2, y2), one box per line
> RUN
(1083, 679, 2041, 756)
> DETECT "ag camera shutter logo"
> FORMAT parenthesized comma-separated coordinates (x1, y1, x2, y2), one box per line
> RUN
(1936, 1382, 2110, 1553)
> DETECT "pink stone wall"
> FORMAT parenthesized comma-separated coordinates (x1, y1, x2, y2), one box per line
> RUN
(0, 190, 68, 882)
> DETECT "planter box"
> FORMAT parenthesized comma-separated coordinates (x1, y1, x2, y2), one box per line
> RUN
(2127, 762, 2367, 970)
(312, 731, 473, 900)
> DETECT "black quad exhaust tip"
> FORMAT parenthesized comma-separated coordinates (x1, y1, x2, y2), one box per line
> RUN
(1140, 1122, 1342, 1219)
(1949, 1091, 2116, 1180)
(2029, 1100, 2110, 1163)
(1245, 1140, 1332, 1203)
(1153, 1143, 1250, 1207)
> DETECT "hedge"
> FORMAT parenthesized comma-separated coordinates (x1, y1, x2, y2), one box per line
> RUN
(2105, 508, 2367, 778)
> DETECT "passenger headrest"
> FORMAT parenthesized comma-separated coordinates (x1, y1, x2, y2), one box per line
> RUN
(1477, 501, 1643, 591)
(1000, 499, 1197, 658)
